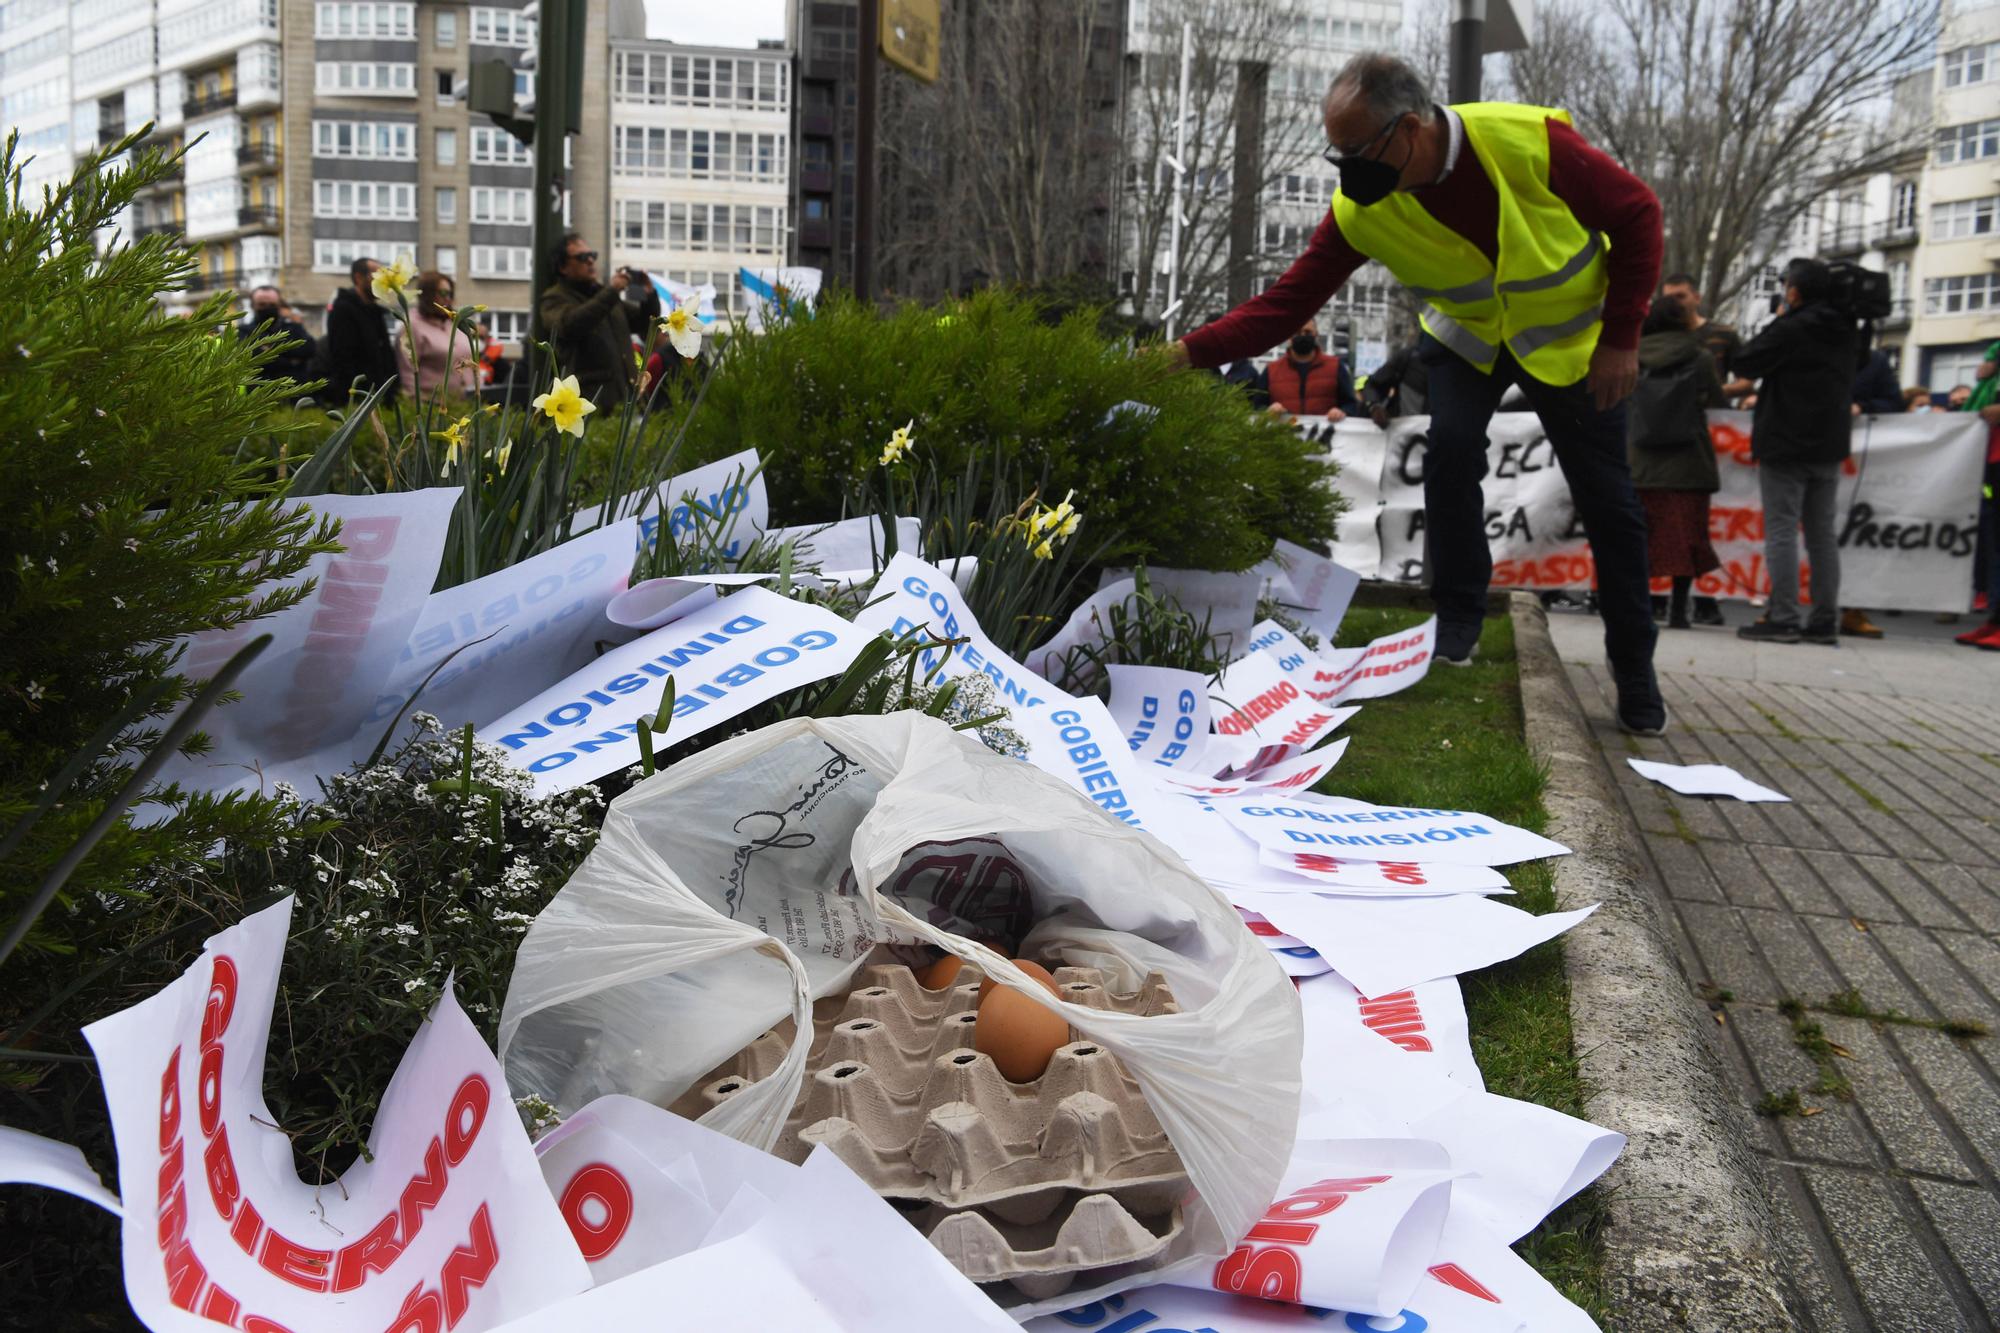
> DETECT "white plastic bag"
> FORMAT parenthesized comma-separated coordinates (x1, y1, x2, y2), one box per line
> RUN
(499, 713, 1301, 1319)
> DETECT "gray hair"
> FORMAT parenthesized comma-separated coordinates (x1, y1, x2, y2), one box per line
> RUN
(1324, 53, 1436, 128)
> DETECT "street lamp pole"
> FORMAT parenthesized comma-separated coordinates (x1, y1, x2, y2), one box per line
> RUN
(1162, 19, 1192, 341)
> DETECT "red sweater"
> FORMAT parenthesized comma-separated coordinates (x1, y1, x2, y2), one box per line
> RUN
(1185, 115, 1663, 370)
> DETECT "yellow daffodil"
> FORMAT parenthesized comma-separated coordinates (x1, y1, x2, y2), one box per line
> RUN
(1032, 538, 1054, 560)
(880, 419, 915, 467)
(661, 292, 706, 360)
(533, 373, 597, 438)
(433, 415, 472, 468)
(481, 402, 501, 415)
(494, 439, 513, 472)
(371, 254, 418, 303)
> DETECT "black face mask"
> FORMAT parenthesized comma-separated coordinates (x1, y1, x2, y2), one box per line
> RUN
(1291, 334, 1318, 356)
(1333, 116, 1412, 207)
(252, 304, 280, 325)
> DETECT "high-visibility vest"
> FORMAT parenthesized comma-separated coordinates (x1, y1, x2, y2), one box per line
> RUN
(1332, 102, 1609, 386)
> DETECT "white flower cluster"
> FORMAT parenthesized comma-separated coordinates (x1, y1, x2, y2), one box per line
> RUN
(863, 665, 1028, 761)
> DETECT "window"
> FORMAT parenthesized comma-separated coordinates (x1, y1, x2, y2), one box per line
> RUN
(614, 125, 666, 175)
(1935, 118, 2000, 166)
(471, 125, 531, 166)
(612, 50, 786, 111)
(160, 0, 278, 59)
(1930, 196, 1998, 242)
(650, 128, 788, 181)
(435, 10, 456, 46)
(313, 238, 386, 273)
(436, 186, 457, 224)
(487, 309, 529, 344)
(470, 186, 531, 225)
(1888, 259, 1909, 302)
(471, 245, 532, 278)
(1891, 180, 1918, 231)
(313, 120, 415, 159)
(313, 179, 417, 220)
(1943, 40, 1997, 88)
(614, 198, 667, 247)
(435, 68, 458, 102)
(1923, 273, 2000, 316)
(314, 2, 415, 38)
(436, 245, 458, 274)
(663, 202, 784, 254)
(315, 62, 417, 96)
(435, 127, 457, 164)
(470, 6, 535, 46)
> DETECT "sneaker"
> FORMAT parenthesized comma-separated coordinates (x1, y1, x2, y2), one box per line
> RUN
(1691, 599, 1726, 627)
(1802, 624, 1840, 646)
(1957, 623, 2000, 648)
(1737, 621, 1801, 643)
(1839, 609, 1884, 639)
(1435, 619, 1480, 667)
(1615, 672, 1670, 736)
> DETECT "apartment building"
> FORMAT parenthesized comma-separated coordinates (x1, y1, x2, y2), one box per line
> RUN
(1906, 3, 2000, 392)
(606, 12, 792, 317)
(1, 0, 75, 198)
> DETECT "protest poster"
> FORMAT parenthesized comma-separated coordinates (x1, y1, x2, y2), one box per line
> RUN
(763, 514, 921, 578)
(586, 448, 769, 561)
(0, 1125, 122, 1216)
(80, 898, 590, 1332)
(1104, 664, 1212, 769)
(481, 586, 869, 794)
(367, 519, 640, 733)
(1255, 847, 1511, 897)
(1012, 696, 1180, 835)
(165, 488, 461, 783)
(1214, 793, 1570, 867)
(1252, 538, 1362, 644)
(1156, 741, 1349, 797)
(850, 552, 1075, 713)
(1296, 409, 1987, 611)
(1210, 652, 1360, 768)
(1298, 972, 1482, 1091)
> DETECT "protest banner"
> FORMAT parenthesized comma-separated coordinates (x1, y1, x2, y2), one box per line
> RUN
(1295, 409, 1987, 611)
(161, 487, 462, 792)
(481, 587, 869, 794)
(80, 898, 590, 1332)
(368, 519, 640, 733)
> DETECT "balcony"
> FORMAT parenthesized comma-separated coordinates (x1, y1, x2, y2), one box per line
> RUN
(188, 265, 245, 292)
(97, 123, 128, 147)
(799, 107, 834, 137)
(799, 216, 831, 249)
(237, 204, 281, 231)
(798, 165, 833, 193)
(1879, 298, 1911, 330)
(1870, 220, 1919, 249)
(1822, 223, 1867, 258)
(132, 220, 182, 240)
(183, 89, 239, 119)
(237, 142, 281, 171)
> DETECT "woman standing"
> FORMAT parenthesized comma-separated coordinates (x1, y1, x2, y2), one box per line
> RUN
(395, 270, 480, 403)
(1628, 294, 1728, 629)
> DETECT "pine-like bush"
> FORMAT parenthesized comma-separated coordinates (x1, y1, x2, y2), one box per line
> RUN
(651, 288, 1342, 573)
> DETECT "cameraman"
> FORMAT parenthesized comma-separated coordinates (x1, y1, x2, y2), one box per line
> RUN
(1725, 258, 1860, 645)
(538, 232, 662, 405)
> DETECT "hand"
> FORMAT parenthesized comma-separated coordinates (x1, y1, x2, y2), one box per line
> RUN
(1587, 343, 1638, 412)
(1722, 378, 1755, 398)
(1851, 402, 1864, 417)
(1151, 339, 1192, 370)
(1326, 408, 1346, 423)
(609, 268, 631, 293)
(1981, 403, 2000, 426)
(1369, 405, 1390, 428)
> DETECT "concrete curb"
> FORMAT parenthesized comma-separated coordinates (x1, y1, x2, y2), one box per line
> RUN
(1509, 593, 1798, 1332)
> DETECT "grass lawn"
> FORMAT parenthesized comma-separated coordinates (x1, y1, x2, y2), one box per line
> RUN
(1325, 601, 1609, 1319)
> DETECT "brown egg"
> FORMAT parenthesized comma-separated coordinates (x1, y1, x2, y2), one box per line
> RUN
(978, 958, 1059, 1002)
(974, 975, 1072, 1082)
(915, 955, 965, 990)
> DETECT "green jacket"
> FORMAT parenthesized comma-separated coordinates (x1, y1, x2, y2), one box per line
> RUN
(538, 276, 661, 405)
(1627, 329, 1726, 493)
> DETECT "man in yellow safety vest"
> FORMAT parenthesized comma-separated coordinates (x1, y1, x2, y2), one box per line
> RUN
(1174, 52, 1669, 735)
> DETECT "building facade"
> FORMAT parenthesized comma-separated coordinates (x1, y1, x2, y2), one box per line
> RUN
(606, 18, 792, 317)
(1906, 2, 2000, 393)
(3, 0, 613, 350)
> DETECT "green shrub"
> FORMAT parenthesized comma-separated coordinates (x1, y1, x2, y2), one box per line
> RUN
(650, 288, 1340, 574)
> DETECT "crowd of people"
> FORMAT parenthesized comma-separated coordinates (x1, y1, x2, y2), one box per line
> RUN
(228, 228, 666, 412)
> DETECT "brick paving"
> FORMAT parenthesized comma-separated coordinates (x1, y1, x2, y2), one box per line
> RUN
(1560, 630, 2000, 1331)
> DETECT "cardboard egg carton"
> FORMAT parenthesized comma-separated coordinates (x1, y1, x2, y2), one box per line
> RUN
(667, 959, 1189, 1299)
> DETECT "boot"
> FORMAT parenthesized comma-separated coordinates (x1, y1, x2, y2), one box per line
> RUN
(1840, 608, 1884, 639)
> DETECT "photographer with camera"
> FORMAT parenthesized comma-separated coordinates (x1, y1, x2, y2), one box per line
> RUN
(538, 232, 662, 406)
(1725, 257, 1865, 646)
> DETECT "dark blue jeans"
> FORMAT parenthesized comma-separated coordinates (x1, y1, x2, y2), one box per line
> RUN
(1418, 334, 1658, 679)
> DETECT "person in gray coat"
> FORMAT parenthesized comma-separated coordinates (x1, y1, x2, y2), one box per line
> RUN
(1628, 295, 1728, 629)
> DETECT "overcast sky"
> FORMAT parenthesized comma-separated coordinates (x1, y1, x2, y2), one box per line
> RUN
(644, 0, 789, 47)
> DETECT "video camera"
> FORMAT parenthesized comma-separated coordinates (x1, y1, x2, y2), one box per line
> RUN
(1824, 260, 1892, 321)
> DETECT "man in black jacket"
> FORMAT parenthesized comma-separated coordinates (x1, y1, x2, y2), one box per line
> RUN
(321, 257, 398, 405)
(1726, 259, 1859, 645)
(237, 285, 316, 389)
(538, 232, 661, 405)
(1361, 341, 1429, 424)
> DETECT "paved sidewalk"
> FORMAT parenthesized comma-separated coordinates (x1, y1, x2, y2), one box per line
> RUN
(1550, 609, 2000, 1332)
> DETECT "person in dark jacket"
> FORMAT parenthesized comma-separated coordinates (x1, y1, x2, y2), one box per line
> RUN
(237, 284, 316, 389)
(1851, 349, 1902, 416)
(538, 232, 662, 406)
(321, 257, 399, 405)
(1725, 258, 1859, 645)
(1660, 272, 1743, 382)
(1360, 340, 1429, 424)
(1265, 322, 1361, 419)
(1627, 296, 1727, 630)
(1194, 314, 1270, 408)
